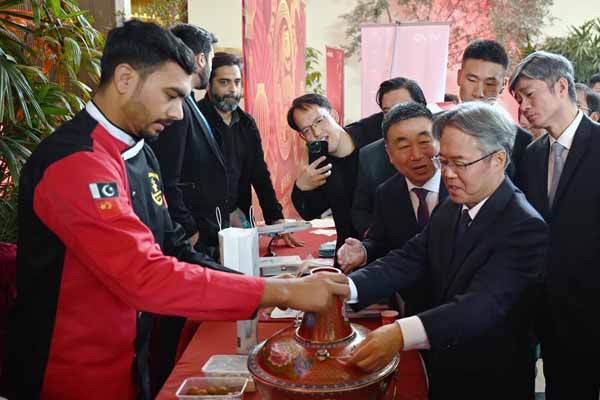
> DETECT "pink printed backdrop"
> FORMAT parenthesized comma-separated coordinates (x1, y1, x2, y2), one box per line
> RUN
(326, 46, 344, 124)
(243, 0, 306, 220)
(361, 23, 450, 118)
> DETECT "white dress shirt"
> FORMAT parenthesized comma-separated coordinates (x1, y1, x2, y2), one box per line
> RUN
(348, 194, 491, 350)
(547, 111, 583, 193)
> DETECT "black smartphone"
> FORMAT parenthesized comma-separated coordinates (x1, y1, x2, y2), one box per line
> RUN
(307, 140, 328, 167)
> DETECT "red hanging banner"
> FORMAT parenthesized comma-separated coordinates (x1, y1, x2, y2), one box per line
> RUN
(243, 0, 306, 220)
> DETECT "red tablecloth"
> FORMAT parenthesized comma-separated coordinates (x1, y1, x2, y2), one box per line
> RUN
(156, 224, 428, 399)
(156, 320, 428, 400)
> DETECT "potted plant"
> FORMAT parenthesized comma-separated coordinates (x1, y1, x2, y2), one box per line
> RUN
(0, 0, 103, 242)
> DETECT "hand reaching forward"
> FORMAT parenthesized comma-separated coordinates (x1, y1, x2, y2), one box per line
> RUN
(337, 237, 367, 273)
(260, 271, 349, 313)
(346, 322, 404, 372)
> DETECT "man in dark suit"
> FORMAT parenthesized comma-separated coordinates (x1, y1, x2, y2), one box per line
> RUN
(339, 102, 447, 316)
(342, 102, 548, 399)
(457, 39, 533, 179)
(350, 78, 428, 238)
(511, 51, 600, 399)
(339, 102, 446, 269)
(153, 33, 297, 260)
(151, 24, 221, 258)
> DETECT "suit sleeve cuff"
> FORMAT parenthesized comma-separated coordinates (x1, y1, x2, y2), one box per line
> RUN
(347, 277, 359, 304)
(360, 243, 368, 267)
(397, 316, 431, 350)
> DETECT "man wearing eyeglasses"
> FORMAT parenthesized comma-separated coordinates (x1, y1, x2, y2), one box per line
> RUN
(340, 102, 548, 399)
(287, 94, 360, 251)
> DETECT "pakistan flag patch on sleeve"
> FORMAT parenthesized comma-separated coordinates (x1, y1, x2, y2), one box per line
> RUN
(89, 182, 123, 219)
(89, 182, 119, 199)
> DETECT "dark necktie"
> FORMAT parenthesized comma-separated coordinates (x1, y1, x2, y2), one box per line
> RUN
(455, 208, 472, 243)
(412, 188, 430, 231)
(548, 141, 566, 207)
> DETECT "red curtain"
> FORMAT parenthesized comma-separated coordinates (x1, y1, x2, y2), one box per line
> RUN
(243, 0, 306, 221)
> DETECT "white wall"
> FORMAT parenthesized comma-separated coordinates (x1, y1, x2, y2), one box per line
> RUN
(305, 0, 361, 125)
(542, 0, 599, 38)
(187, 0, 242, 49)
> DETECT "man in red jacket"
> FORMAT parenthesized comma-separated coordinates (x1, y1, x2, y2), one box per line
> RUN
(7, 20, 348, 400)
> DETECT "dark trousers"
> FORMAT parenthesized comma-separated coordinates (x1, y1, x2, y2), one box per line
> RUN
(135, 313, 187, 399)
(543, 343, 600, 400)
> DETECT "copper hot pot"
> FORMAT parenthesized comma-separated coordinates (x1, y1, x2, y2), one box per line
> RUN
(248, 267, 399, 399)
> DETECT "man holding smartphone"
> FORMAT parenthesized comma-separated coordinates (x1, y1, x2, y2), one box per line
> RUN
(286, 94, 359, 251)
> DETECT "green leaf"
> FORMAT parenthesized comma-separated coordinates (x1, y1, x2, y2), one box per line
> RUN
(46, 0, 61, 16)
(63, 36, 82, 71)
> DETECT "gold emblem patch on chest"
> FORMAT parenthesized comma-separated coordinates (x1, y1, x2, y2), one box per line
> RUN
(148, 172, 163, 206)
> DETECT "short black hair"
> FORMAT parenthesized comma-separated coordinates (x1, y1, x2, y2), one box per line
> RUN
(577, 83, 600, 114)
(210, 52, 243, 82)
(171, 24, 217, 56)
(376, 77, 427, 107)
(462, 39, 509, 70)
(444, 93, 459, 104)
(382, 102, 433, 142)
(287, 94, 332, 132)
(588, 92, 600, 114)
(100, 19, 196, 87)
(590, 73, 600, 86)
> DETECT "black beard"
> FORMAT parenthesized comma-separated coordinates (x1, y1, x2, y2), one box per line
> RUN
(210, 92, 241, 113)
(139, 129, 160, 143)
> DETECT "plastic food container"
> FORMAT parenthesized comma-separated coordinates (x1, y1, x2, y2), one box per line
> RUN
(175, 376, 248, 399)
(202, 355, 254, 391)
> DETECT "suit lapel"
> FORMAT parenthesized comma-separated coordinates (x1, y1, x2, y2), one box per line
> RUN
(442, 179, 513, 298)
(185, 96, 226, 168)
(397, 177, 419, 230)
(438, 180, 449, 203)
(530, 135, 551, 218)
(552, 116, 591, 212)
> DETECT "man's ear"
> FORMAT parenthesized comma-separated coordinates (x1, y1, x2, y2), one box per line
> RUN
(384, 141, 393, 162)
(498, 76, 508, 96)
(197, 52, 206, 70)
(494, 150, 508, 170)
(456, 69, 462, 87)
(556, 77, 570, 98)
(591, 111, 600, 122)
(113, 63, 139, 95)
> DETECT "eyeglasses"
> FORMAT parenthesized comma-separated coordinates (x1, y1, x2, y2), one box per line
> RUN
(432, 150, 501, 172)
(299, 115, 325, 140)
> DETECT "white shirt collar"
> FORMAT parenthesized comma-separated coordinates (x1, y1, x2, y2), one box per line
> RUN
(461, 196, 490, 221)
(548, 110, 583, 150)
(406, 168, 441, 193)
(85, 101, 145, 160)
